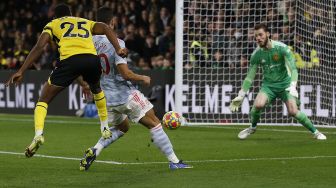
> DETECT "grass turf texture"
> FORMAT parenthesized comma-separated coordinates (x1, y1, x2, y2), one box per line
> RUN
(0, 113, 336, 188)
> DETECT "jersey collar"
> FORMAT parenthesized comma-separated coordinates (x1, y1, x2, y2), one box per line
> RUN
(260, 40, 274, 51)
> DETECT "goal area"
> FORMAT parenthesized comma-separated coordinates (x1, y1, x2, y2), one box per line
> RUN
(175, 0, 336, 126)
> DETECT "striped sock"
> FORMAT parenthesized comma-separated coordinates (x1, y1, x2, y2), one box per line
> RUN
(95, 126, 125, 156)
(150, 124, 179, 163)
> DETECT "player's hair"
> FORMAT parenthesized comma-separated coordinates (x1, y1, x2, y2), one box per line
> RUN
(54, 3, 71, 18)
(96, 6, 113, 24)
(254, 23, 269, 32)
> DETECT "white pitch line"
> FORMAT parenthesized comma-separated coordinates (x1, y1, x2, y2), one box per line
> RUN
(1, 117, 336, 134)
(186, 125, 336, 135)
(1, 150, 336, 165)
(0, 151, 123, 164)
(186, 156, 336, 163)
(0, 117, 98, 125)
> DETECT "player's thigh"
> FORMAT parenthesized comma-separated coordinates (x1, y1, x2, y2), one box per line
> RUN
(115, 117, 130, 133)
(126, 90, 155, 127)
(107, 107, 128, 126)
(281, 91, 299, 116)
(48, 58, 79, 87)
(255, 86, 274, 108)
(279, 90, 299, 105)
(79, 54, 102, 89)
(38, 82, 64, 103)
(139, 109, 161, 129)
(284, 99, 299, 116)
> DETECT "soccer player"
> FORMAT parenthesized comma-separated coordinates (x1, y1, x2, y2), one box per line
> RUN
(79, 7, 192, 171)
(5, 4, 128, 157)
(230, 23, 326, 140)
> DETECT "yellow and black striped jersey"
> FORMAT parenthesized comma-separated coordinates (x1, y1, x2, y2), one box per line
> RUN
(42, 16, 97, 60)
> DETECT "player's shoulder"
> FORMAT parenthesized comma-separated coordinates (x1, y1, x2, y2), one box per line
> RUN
(93, 35, 108, 50)
(93, 36, 125, 47)
(46, 16, 73, 25)
(56, 16, 92, 23)
(74, 16, 92, 22)
(45, 18, 57, 26)
(251, 47, 261, 57)
(272, 40, 288, 49)
(93, 35, 106, 41)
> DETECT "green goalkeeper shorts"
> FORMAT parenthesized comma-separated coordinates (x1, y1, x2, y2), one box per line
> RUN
(259, 85, 299, 106)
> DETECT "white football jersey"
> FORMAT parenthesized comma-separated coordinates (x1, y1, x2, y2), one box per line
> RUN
(93, 35, 135, 106)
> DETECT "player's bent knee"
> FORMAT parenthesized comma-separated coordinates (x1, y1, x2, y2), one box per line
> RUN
(39, 83, 64, 104)
(145, 109, 161, 124)
(286, 100, 298, 116)
(118, 125, 129, 133)
(288, 109, 298, 117)
(116, 119, 130, 133)
(254, 103, 265, 109)
(89, 83, 102, 94)
(139, 116, 160, 129)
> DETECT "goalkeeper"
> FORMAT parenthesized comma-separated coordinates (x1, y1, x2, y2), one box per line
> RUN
(230, 24, 326, 140)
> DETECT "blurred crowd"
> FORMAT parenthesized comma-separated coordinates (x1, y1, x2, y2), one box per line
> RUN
(184, 0, 336, 69)
(0, 0, 175, 70)
(1, 0, 335, 71)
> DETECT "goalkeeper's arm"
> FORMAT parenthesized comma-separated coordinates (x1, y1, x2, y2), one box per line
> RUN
(284, 46, 299, 98)
(230, 62, 258, 112)
(241, 63, 258, 94)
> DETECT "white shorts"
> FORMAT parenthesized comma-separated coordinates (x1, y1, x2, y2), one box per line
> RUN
(107, 90, 153, 125)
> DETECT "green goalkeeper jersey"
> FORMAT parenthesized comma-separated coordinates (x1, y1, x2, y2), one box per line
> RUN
(242, 40, 298, 92)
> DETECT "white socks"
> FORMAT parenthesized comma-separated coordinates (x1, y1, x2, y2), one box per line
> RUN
(100, 120, 109, 132)
(150, 124, 179, 163)
(92, 123, 180, 163)
(94, 126, 124, 156)
(35, 130, 43, 137)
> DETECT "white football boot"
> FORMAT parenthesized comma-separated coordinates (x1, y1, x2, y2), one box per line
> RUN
(313, 130, 327, 140)
(238, 127, 256, 140)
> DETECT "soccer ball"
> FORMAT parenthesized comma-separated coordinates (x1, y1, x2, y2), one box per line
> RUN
(162, 111, 182, 130)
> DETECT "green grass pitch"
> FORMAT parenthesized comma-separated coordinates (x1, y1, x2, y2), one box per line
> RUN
(0, 113, 336, 188)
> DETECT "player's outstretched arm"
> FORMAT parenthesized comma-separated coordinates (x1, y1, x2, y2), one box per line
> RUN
(117, 64, 151, 86)
(5, 33, 50, 86)
(230, 62, 258, 112)
(92, 22, 128, 58)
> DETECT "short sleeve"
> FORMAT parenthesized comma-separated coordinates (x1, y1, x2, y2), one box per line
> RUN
(86, 19, 96, 33)
(114, 40, 127, 65)
(42, 22, 53, 39)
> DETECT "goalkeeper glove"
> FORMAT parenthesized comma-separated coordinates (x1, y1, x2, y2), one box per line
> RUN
(285, 81, 298, 98)
(230, 89, 246, 112)
(101, 127, 112, 139)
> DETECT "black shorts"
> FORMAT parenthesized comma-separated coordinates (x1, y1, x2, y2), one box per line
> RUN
(48, 54, 101, 87)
